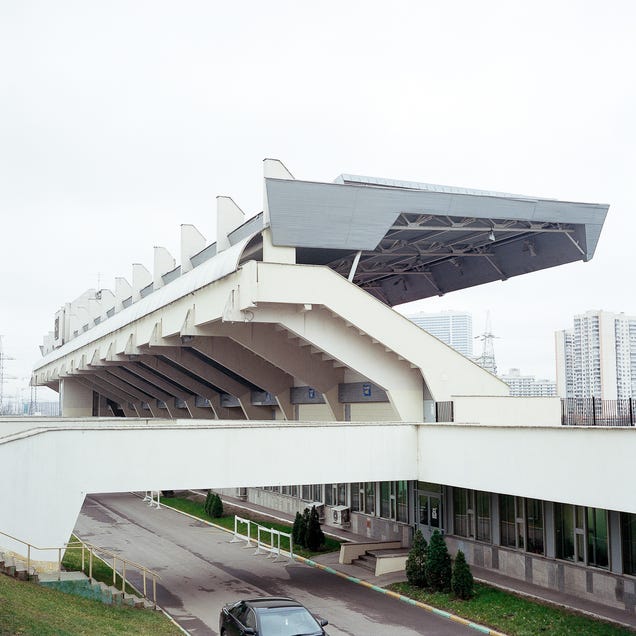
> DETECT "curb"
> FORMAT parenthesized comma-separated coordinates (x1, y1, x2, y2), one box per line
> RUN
(156, 497, 507, 636)
(297, 555, 507, 636)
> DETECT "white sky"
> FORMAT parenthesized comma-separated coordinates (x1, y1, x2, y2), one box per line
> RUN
(1, 1, 635, 403)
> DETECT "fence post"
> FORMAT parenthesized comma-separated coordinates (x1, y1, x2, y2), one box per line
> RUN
(592, 396, 596, 426)
(630, 398, 634, 427)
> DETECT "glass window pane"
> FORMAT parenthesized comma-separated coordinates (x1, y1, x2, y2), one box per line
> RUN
(380, 482, 391, 518)
(587, 508, 609, 569)
(555, 503, 575, 561)
(476, 491, 491, 542)
(419, 493, 429, 525)
(526, 499, 544, 554)
(365, 482, 375, 515)
(430, 497, 441, 528)
(351, 483, 360, 511)
(325, 484, 333, 506)
(500, 495, 516, 548)
(417, 481, 442, 493)
(397, 481, 408, 522)
(454, 488, 469, 537)
(621, 512, 636, 576)
(338, 483, 346, 506)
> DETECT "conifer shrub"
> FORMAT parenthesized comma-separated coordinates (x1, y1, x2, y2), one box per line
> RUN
(292, 511, 307, 548)
(425, 530, 452, 593)
(204, 490, 213, 517)
(405, 529, 428, 588)
(305, 505, 325, 551)
(210, 493, 224, 518)
(451, 549, 474, 600)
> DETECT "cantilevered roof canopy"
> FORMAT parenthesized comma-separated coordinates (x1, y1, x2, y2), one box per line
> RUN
(266, 174, 609, 306)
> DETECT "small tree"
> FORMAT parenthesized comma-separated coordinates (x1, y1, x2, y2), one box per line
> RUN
(204, 490, 213, 517)
(305, 505, 325, 551)
(210, 493, 224, 518)
(405, 529, 428, 588)
(425, 530, 452, 592)
(451, 549, 474, 600)
(292, 511, 307, 548)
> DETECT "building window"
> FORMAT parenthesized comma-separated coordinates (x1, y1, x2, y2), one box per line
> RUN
(301, 484, 322, 502)
(499, 495, 525, 550)
(325, 483, 346, 506)
(397, 481, 408, 523)
(555, 503, 608, 568)
(587, 507, 609, 569)
(351, 483, 361, 511)
(621, 513, 636, 576)
(376, 482, 408, 522)
(417, 482, 442, 530)
(453, 488, 470, 538)
(525, 499, 544, 555)
(365, 482, 376, 515)
(476, 491, 491, 542)
(380, 482, 394, 519)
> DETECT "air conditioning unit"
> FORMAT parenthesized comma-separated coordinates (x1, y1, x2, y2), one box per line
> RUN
(332, 506, 350, 527)
(309, 502, 325, 522)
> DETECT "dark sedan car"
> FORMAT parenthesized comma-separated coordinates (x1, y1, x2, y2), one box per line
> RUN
(219, 597, 329, 636)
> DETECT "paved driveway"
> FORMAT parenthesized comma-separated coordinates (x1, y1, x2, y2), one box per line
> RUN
(73, 493, 474, 636)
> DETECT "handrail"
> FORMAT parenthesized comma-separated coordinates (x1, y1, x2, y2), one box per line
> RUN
(0, 529, 161, 608)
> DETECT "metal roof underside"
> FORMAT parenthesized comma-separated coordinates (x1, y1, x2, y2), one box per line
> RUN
(266, 176, 609, 306)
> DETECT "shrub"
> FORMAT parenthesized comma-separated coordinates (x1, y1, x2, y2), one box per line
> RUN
(210, 493, 224, 518)
(451, 549, 474, 600)
(292, 511, 307, 548)
(204, 490, 213, 517)
(405, 529, 428, 588)
(425, 530, 452, 593)
(305, 505, 325, 551)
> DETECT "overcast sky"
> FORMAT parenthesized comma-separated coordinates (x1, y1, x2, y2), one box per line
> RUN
(1, 1, 635, 405)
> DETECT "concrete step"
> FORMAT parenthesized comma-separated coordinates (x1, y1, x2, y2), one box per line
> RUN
(351, 554, 377, 572)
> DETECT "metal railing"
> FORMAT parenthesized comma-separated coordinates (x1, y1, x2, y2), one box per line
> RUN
(229, 515, 294, 561)
(561, 397, 636, 427)
(0, 530, 161, 607)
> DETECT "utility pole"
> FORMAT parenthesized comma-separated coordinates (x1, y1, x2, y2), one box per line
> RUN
(474, 312, 499, 375)
(0, 336, 17, 413)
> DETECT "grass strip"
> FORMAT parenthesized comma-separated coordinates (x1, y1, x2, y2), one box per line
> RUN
(387, 582, 633, 636)
(0, 572, 181, 635)
(162, 496, 341, 558)
(62, 534, 139, 596)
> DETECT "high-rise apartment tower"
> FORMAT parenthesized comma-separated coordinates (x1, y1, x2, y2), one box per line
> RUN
(555, 310, 636, 399)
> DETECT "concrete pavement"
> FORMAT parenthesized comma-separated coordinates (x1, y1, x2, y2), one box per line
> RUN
(73, 493, 478, 636)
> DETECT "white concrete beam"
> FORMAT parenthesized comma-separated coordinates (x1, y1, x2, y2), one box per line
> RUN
(153, 247, 176, 289)
(180, 224, 207, 274)
(216, 197, 245, 253)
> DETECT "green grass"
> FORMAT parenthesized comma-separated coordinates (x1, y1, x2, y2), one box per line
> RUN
(388, 581, 633, 636)
(0, 573, 181, 635)
(162, 496, 341, 557)
(62, 535, 138, 596)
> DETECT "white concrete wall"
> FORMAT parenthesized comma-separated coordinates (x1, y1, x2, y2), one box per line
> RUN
(0, 419, 417, 561)
(451, 396, 562, 426)
(418, 424, 636, 514)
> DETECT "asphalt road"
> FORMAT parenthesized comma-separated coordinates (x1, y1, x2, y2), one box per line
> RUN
(73, 493, 475, 636)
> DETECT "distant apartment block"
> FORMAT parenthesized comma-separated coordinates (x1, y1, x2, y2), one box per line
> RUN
(499, 368, 556, 397)
(405, 310, 473, 358)
(555, 310, 636, 399)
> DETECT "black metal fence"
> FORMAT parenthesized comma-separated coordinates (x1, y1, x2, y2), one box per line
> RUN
(561, 398, 635, 427)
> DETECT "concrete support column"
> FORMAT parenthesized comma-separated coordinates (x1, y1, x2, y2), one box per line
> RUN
(60, 378, 94, 417)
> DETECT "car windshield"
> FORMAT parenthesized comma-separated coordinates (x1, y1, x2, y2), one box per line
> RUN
(256, 606, 321, 636)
